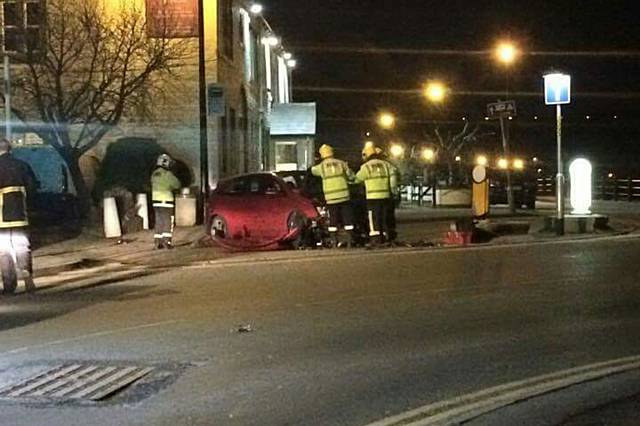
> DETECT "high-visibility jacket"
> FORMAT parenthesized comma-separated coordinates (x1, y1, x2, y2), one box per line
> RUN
(311, 158, 354, 205)
(151, 167, 181, 207)
(0, 153, 36, 229)
(356, 158, 398, 200)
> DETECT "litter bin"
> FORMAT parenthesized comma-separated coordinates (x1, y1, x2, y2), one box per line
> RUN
(175, 188, 197, 227)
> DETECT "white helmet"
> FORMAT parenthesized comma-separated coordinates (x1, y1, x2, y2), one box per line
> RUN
(157, 154, 173, 168)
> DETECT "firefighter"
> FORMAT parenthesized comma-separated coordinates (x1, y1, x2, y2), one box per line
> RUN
(311, 144, 355, 247)
(375, 147, 400, 243)
(356, 144, 398, 245)
(0, 138, 37, 294)
(151, 154, 181, 249)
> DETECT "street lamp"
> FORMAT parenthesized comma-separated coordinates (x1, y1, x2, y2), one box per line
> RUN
(249, 3, 263, 14)
(513, 158, 525, 170)
(423, 81, 447, 104)
(497, 158, 509, 170)
(422, 148, 436, 162)
(495, 41, 519, 66)
(389, 143, 405, 159)
(476, 155, 488, 167)
(378, 112, 396, 130)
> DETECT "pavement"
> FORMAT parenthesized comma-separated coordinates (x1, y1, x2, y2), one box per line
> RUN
(12, 199, 638, 295)
(1, 230, 640, 425)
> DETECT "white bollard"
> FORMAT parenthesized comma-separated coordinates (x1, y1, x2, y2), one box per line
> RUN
(103, 197, 122, 239)
(136, 193, 150, 230)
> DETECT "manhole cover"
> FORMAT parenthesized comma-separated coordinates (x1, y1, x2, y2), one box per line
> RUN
(0, 364, 153, 401)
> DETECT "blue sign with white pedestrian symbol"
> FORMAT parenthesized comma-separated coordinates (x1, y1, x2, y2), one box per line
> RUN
(544, 73, 571, 105)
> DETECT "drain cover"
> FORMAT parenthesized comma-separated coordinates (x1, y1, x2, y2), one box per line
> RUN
(0, 364, 153, 401)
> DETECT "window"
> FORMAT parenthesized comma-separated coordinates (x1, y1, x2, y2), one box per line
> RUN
(1, 0, 44, 54)
(221, 0, 233, 58)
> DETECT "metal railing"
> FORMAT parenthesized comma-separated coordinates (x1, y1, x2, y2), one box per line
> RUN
(537, 175, 640, 201)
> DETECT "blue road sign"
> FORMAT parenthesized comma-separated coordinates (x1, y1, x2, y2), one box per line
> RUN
(544, 73, 571, 105)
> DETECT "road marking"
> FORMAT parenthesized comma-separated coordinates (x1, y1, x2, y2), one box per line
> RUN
(0, 320, 183, 358)
(365, 354, 640, 426)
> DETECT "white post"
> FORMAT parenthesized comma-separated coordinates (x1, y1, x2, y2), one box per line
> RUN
(556, 104, 564, 235)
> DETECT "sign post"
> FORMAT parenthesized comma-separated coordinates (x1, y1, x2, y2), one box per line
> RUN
(487, 100, 517, 213)
(544, 73, 571, 236)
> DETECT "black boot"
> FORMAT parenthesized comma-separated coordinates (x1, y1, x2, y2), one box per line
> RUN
(154, 238, 164, 250)
(16, 252, 36, 293)
(164, 237, 174, 250)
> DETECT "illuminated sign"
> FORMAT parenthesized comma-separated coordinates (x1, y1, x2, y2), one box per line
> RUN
(146, 0, 198, 38)
(569, 158, 592, 215)
(544, 73, 571, 105)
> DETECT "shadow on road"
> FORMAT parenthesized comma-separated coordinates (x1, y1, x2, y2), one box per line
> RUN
(0, 283, 173, 333)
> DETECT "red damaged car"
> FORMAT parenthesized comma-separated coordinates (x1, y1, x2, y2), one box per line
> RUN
(208, 173, 321, 250)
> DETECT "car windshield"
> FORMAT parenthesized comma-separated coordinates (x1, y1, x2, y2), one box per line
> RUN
(4, 2, 640, 426)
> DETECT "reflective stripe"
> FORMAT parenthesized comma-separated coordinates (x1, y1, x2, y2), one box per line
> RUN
(154, 234, 163, 239)
(0, 186, 28, 228)
(328, 227, 338, 232)
(368, 210, 375, 236)
(161, 233, 173, 238)
(153, 202, 175, 208)
(344, 225, 355, 231)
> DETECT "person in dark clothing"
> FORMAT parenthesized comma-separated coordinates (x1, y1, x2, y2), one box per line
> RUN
(0, 139, 37, 294)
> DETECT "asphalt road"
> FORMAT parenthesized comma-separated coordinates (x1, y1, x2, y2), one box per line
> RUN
(2, 235, 640, 425)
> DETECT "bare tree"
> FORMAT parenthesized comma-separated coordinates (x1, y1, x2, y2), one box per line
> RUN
(3, 0, 191, 214)
(428, 122, 480, 186)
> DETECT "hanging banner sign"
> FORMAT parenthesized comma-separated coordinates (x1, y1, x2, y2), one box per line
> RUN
(146, 0, 199, 38)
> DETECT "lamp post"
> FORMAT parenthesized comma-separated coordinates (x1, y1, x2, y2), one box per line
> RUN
(543, 72, 572, 235)
(422, 81, 449, 207)
(494, 41, 519, 214)
(197, 0, 209, 207)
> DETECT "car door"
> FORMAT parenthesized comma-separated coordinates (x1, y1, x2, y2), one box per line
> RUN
(252, 175, 292, 240)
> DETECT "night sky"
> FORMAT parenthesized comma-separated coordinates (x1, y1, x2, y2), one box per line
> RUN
(266, 1, 640, 172)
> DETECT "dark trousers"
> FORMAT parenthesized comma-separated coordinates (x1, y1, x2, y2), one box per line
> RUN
(366, 199, 389, 242)
(386, 198, 397, 241)
(327, 202, 354, 233)
(154, 206, 174, 241)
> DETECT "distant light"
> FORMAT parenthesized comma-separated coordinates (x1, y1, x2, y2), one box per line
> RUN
(390, 144, 405, 159)
(423, 81, 447, 103)
(537, 168, 543, 174)
(249, 3, 263, 14)
(569, 159, 592, 215)
(495, 41, 519, 65)
(497, 158, 509, 170)
(286, 59, 297, 68)
(484, 116, 489, 121)
(378, 112, 396, 130)
(534, 116, 539, 120)
(262, 35, 279, 47)
(365, 132, 371, 137)
(283, 52, 292, 60)
(608, 172, 614, 179)
(513, 158, 525, 170)
(422, 148, 436, 162)
(508, 116, 513, 121)
(586, 115, 591, 120)
(462, 117, 467, 121)
(532, 157, 539, 163)
(455, 155, 462, 162)
(613, 115, 618, 119)
(476, 155, 488, 166)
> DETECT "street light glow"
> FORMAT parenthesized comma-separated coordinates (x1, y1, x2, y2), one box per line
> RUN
(389, 144, 405, 158)
(495, 41, 519, 65)
(513, 158, 525, 170)
(476, 155, 488, 166)
(283, 52, 292, 60)
(497, 158, 509, 169)
(378, 112, 396, 129)
(455, 155, 462, 162)
(286, 59, 297, 68)
(262, 35, 279, 47)
(249, 3, 263, 14)
(424, 81, 447, 103)
(422, 148, 436, 162)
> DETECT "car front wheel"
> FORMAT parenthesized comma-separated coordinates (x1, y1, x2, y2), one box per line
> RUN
(209, 215, 229, 240)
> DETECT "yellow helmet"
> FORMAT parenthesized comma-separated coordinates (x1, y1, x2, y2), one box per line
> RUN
(375, 147, 383, 155)
(362, 144, 376, 160)
(319, 144, 334, 159)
